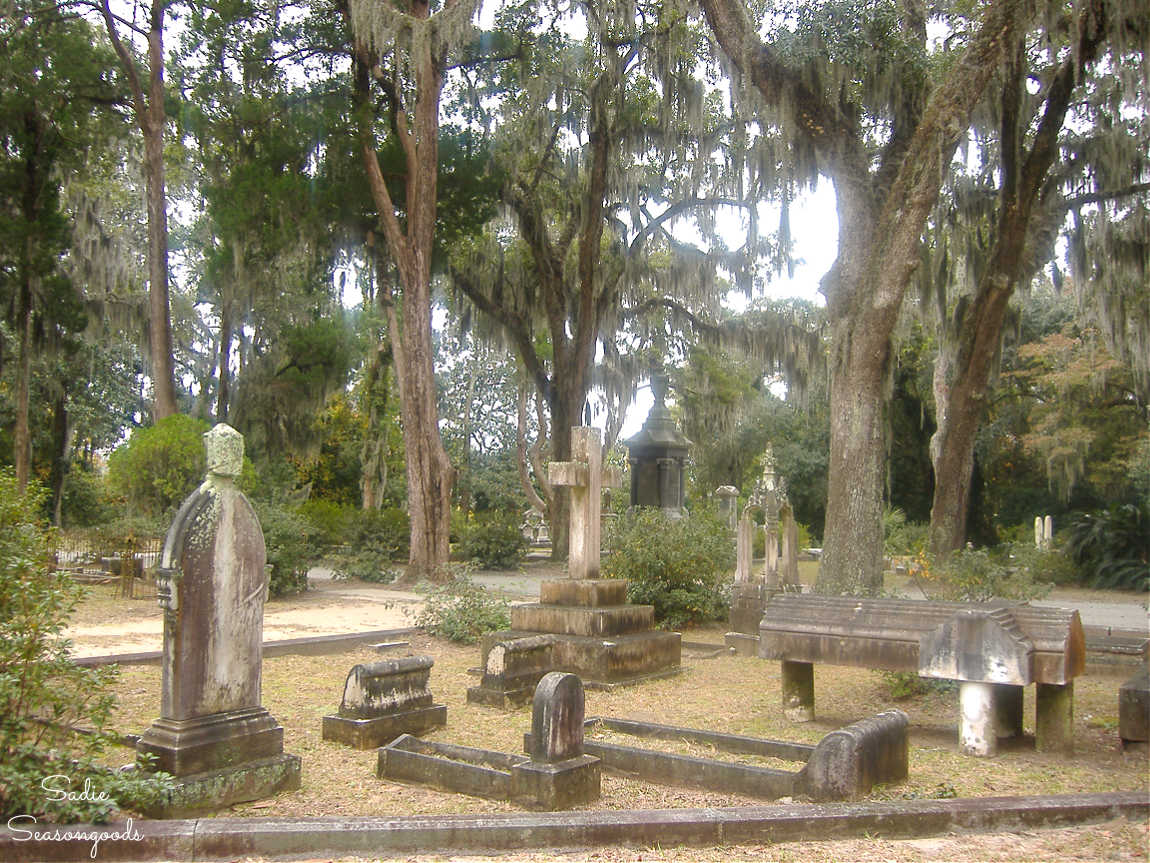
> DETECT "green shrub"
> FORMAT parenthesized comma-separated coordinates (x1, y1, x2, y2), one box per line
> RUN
(0, 471, 171, 822)
(416, 571, 510, 643)
(350, 506, 410, 561)
(1066, 503, 1149, 591)
(106, 415, 211, 516)
(915, 542, 1053, 603)
(336, 550, 400, 583)
(254, 501, 315, 597)
(458, 512, 527, 569)
(59, 465, 116, 528)
(296, 498, 353, 547)
(880, 671, 957, 701)
(883, 507, 929, 556)
(604, 508, 735, 629)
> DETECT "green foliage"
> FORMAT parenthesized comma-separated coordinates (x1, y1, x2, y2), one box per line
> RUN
(296, 498, 353, 547)
(1066, 504, 1150, 591)
(914, 543, 1054, 603)
(458, 513, 527, 570)
(416, 573, 510, 644)
(883, 507, 929, 556)
(58, 466, 116, 529)
(337, 552, 400, 583)
(0, 472, 171, 822)
(880, 671, 957, 701)
(604, 508, 735, 629)
(106, 416, 211, 516)
(253, 501, 315, 598)
(350, 506, 411, 561)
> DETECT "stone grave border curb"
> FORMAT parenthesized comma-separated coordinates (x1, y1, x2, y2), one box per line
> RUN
(2, 791, 1145, 862)
(73, 628, 422, 667)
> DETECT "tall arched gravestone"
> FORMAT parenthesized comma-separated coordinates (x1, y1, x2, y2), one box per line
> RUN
(136, 424, 300, 817)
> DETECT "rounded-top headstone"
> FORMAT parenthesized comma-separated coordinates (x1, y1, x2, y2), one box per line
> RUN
(530, 672, 585, 763)
(205, 423, 244, 479)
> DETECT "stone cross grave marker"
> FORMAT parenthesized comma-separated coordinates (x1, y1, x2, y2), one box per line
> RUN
(548, 426, 621, 580)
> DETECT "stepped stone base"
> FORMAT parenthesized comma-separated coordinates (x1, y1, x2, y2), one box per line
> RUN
(136, 707, 285, 776)
(322, 704, 446, 750)
(137, 753, 301, 818)
(510, 604, 655, 637)
(470, 579, 681, 701)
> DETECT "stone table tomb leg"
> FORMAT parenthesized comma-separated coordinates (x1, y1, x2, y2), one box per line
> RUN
(1036, 682, 1074, 754)
(994, 684, 1025, 740)
(960, 681, 998, 757)
(781, 660, 815, 722)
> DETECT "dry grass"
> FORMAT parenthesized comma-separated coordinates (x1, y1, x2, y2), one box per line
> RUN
(103, 626, 1148, 819)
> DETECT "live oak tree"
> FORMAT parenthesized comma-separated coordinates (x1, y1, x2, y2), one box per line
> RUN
(699, 0, 1039, 593)
(449, 0, 771, 557)
(925, 0, 1149, 556)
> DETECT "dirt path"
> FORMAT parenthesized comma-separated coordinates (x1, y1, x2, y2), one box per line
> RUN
(66, 556, 1146, 658)
(65, 558, 568, 658)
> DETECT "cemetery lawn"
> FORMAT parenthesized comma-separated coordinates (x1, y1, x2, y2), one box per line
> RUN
(100, 628, 1147, 816)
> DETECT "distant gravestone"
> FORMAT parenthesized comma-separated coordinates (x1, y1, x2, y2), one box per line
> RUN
(136, 424, 300, 816)
(735, 509, 754, 583)
(779, 503, 800, 590)
(715, 486, 739, 532)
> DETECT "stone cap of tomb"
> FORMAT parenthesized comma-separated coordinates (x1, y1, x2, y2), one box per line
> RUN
(759, 595, 1084, 685)
(339, 655, 435, 719)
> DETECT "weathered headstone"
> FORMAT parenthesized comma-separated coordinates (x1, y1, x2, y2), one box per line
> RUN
(527, 672, 587, 762)
(322, 655, 446, 749)
(512, 672, 601, 809)
(136, 424, 300, 816)
(1118, 666, 1149, 752)
(1034, 515, 1054, 549)
(715, 486, 739, 532)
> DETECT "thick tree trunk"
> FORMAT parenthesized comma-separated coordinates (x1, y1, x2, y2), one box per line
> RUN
(354, 0, 463, 581)
(821, 312, 891, 594)
(386, 281, 454, 580)
(928, 276, 1014, 555)
(699, 0, 1031, 594)
(927, 9, 1107, 557)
